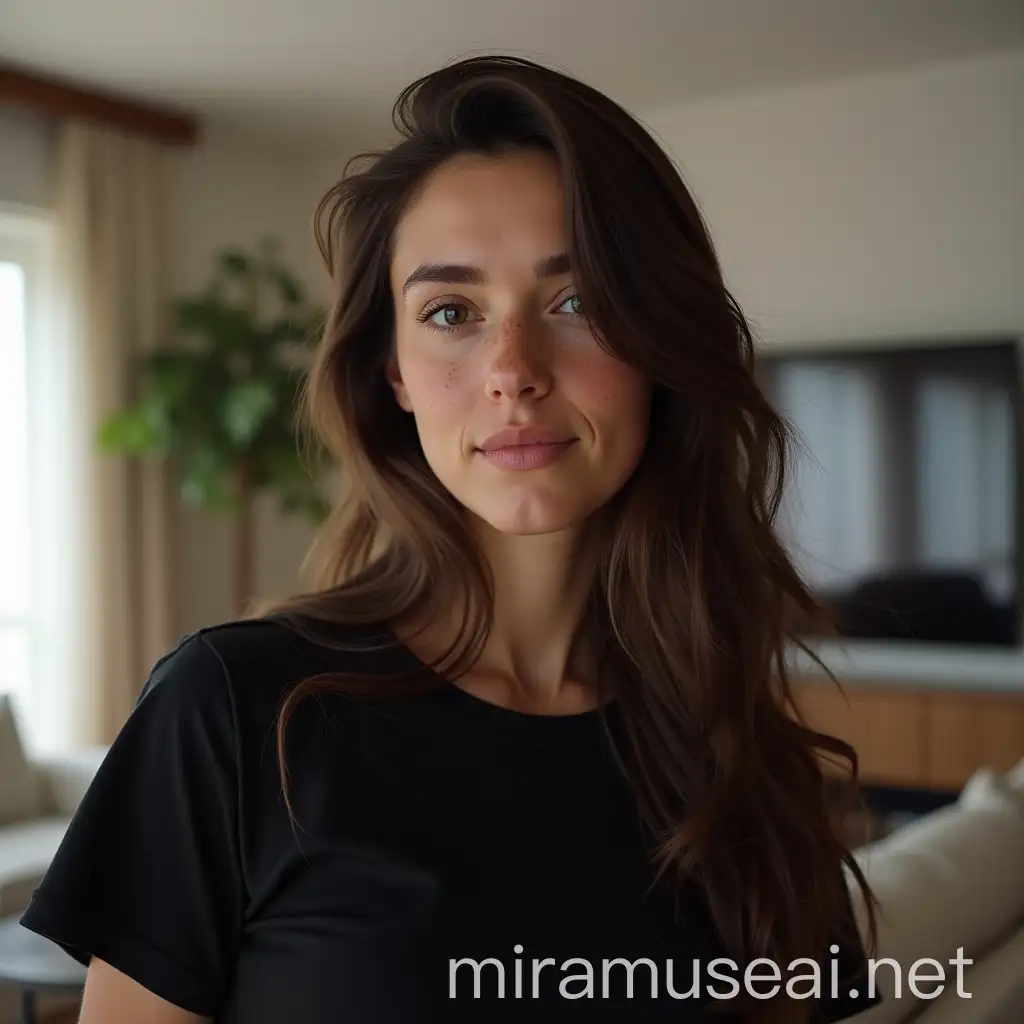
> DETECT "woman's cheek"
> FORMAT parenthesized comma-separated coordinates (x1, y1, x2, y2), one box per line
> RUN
(562, 348, 648, 420)
(405, 355, 476, 421)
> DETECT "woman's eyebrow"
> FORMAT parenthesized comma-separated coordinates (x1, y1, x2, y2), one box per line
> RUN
(533, 253, 570, 278)
(401, 253, 570, 295)
(402, 263, 484, 295)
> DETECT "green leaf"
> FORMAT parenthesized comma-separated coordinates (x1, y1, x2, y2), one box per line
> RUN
(171, 296, 221, 336)
(180, 449, 235, 511)
(274, 269, 304, 307)
(219, 250, 251, 276)
(144, 351, 203, 404)
(221, 378, 277, 446)
(171, 298, 257, 353)
(95, 239, 327, 521)
(95, 407, 158, 454)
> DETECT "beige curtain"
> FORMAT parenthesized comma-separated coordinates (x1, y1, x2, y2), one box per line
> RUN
(51, 120, 175, 746)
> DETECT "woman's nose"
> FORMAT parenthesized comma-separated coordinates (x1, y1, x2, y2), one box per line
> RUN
(484, 316, 553, 404)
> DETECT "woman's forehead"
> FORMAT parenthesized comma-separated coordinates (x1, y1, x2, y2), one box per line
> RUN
(391, 151, 567, 281)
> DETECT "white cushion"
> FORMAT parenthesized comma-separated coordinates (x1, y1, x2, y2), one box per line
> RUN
(913, 923, 1024, 1024)
(843, 760, 1024, 1024)
(0, 816, 72, 916)
(0, 695, 42, 825)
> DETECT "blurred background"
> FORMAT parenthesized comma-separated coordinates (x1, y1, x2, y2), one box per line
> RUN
(0, 1, 1022, 1020)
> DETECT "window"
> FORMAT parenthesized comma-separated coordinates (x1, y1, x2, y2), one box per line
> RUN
(0, 254, 31, 717)
(774, 362, 886, 588)
(0, 205, 54, 752)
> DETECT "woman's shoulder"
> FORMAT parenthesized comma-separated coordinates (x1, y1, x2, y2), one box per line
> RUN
(136, 613, 404, 731)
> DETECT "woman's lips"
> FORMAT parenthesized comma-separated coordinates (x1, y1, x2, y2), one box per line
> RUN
(478, 440, 578, 470)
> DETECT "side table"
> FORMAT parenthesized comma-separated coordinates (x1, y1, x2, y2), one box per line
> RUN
(0, 917, 86, 1024)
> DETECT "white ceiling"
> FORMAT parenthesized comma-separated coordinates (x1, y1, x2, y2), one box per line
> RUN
(2, 0, 1022, 156)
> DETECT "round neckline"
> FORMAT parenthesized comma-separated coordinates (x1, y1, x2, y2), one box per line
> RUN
(385, 626, 613, 723)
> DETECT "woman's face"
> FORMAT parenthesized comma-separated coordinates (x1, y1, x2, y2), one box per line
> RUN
(387, 149, 651, 536)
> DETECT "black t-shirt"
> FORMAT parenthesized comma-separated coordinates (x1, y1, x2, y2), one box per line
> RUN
(20, 616, 880, 1022)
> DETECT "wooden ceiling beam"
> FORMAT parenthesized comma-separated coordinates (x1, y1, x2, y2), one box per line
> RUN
(0, 61, 200, 146)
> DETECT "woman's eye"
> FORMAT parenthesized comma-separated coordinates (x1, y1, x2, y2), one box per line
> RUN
(556, 295, 583, 316)
(428, 304, 474, 328)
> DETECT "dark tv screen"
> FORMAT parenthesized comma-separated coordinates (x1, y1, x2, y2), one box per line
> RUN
(756, 338, 1020, 647)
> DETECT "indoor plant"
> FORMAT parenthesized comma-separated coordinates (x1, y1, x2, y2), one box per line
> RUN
(97, 237, 330, 614)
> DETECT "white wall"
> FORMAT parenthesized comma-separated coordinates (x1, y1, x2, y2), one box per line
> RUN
(638, 49, 1024, 347)
(0, 107, 55, 210)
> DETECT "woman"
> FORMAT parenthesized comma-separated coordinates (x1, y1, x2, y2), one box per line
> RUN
(21, 56, 880, 1023)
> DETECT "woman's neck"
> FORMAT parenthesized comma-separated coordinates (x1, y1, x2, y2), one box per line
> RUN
(481, 523, 596, 701)
(400, 521, 602, 715)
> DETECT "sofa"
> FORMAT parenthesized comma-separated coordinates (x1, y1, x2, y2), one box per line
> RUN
(0, 694, 106, 1019)
(844, 758, 1024, 1023)
(0, 696, 107, 916)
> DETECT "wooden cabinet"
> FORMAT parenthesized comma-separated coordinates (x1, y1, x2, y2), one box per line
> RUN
(789, 679, 1024, 791)
(924, 695, 1024, 789)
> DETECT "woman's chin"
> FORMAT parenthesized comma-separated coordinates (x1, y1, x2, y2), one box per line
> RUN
(472, 496, 595, 537)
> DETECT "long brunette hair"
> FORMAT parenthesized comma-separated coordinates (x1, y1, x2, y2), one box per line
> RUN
(267, 54, 877, 1022)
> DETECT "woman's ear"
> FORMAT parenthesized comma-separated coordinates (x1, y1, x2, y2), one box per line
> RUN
(385, 353, 413, 412)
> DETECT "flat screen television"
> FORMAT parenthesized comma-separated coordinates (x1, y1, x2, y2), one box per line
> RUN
(754, 336, 1022, 648)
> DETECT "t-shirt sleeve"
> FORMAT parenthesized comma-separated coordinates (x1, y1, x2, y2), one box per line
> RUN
(19, 632, 244, 1018)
